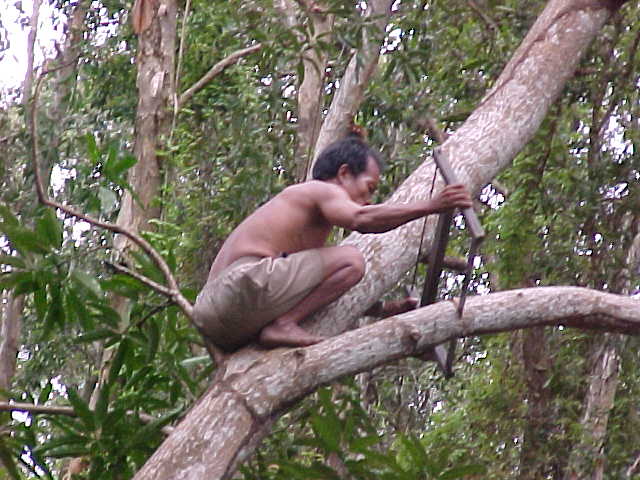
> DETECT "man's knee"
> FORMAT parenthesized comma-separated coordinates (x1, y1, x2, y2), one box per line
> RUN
(340, 246, 365, 284)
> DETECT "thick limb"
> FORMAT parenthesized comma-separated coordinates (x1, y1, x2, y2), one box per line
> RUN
(259, 246, 365, 348)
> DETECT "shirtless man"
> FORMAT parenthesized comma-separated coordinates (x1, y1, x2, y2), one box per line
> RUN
(193, 134, 472, 351)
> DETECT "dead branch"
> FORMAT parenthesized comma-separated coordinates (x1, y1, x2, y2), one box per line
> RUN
(178, 44, 263, 107)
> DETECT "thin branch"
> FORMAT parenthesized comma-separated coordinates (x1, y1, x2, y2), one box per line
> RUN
(106, 261, 175, 298)
(627, 451, 640, 478)
(466, 0, 499, 32)
(178, 44, 263, 107)
(0, 402, 175, 435)
(28, 70, 193, 320)
(171, 0, 192, 136)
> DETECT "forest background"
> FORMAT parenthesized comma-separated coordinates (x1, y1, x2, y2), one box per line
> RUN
(0, 0, 639, 479)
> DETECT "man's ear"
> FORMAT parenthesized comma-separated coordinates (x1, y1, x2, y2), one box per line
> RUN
(336, 163, 351, 183)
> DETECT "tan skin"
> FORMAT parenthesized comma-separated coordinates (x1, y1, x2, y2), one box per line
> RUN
(208, 157, 473, 348)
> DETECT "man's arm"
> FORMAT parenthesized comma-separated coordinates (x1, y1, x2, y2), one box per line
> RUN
(318, 184, 472, 234)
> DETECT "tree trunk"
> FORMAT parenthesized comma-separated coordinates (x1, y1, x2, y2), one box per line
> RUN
(115, 0, 176, 253)
(307, 0, 394, 177)
(89, 0, 176, 410)
(518, 327, 553, 480)
(563, 229, 640, 480)
(0, 294, 24, 394)
(294, 4, 334, 181)
(133, 2, 629, 477)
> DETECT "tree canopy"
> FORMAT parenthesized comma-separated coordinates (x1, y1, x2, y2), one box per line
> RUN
(0, 0, 639, 479)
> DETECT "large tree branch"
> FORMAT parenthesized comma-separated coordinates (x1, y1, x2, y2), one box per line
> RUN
(303, 0, 625, 339)
(134, 286, 639, 480)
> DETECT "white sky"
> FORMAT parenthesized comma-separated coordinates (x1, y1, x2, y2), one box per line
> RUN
(0, 0, 64, 90)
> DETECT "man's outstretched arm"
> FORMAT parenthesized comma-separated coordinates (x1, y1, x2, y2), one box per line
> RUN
(319, 184, 472, 234)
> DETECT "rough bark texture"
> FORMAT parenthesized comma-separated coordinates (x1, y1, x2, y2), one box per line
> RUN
(308, 0, 394, 176)
(134, 287, 640, 480)
(294, 4, 334, 181)
(134, 0, 624, 478)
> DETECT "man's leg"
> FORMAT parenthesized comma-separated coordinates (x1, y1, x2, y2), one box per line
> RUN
(259, 245, 365, 348)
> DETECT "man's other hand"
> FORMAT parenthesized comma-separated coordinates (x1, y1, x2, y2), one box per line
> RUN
(428, 184, 473, 213)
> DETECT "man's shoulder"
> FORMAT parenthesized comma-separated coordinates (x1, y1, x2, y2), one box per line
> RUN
(284, 180, 347, 200)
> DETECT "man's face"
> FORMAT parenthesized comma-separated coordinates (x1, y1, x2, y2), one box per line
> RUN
(343, 157, 380, 206)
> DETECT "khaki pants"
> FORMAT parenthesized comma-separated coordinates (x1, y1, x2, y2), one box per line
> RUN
(193, 250, 325, 351)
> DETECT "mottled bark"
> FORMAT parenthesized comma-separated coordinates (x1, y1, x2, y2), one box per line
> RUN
(308, 0, 394, 176)
(88, 0, 176, 413)
(134, 0, 627, 477)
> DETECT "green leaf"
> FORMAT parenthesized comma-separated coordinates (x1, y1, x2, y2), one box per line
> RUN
(72, 270, 102, 298)
(76, 328, 119, 344)
(94, 381, 110, 428)
(105, 153, 137, 181)
(0, 254, 25, 268)
(38, 380, 53, 404)
(398, 434, 430, 471)
(85, 132, 100, 163)
(146, 319, 160, 362)
(310, 413, 341, 453)
(0, 435, 21, 480)
(439, 464, 487, 479)
(108, 338, 129, 384)
(44, 283, 65, 331)
(67, 388, 95, 431)
(36, 208, 63, 249)
(98, 186, 118, 214)
(0, 223, 50, 255)
(126, 406, 182, 448)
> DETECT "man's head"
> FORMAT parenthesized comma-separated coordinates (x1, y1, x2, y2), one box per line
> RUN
(312, 135, 383, 205)
(312, 135, 383, 182)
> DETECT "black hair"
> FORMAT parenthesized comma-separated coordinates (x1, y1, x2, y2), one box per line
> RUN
(312, 135, 384, 181)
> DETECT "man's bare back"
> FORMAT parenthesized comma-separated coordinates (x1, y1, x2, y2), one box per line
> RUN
(208, 182, 337, 280)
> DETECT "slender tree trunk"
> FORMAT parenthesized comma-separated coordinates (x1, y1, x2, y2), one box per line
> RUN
(294, 4, 334, 181)
(22, 0, 42, 107)
(89, 0, 177, 410)
(564, 228, 640, 480)
(115, 0, 176, 252)
(518, 326, 553, 480)
(50, 0, 90, 126)
(0, 294, 24, 394)
(308, 0, 394, 177)
(133, 1, 628, 478)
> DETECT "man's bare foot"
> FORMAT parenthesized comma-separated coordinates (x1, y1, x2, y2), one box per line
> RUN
(259, 322, 325, 348)
(381, 297, 418, 318)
